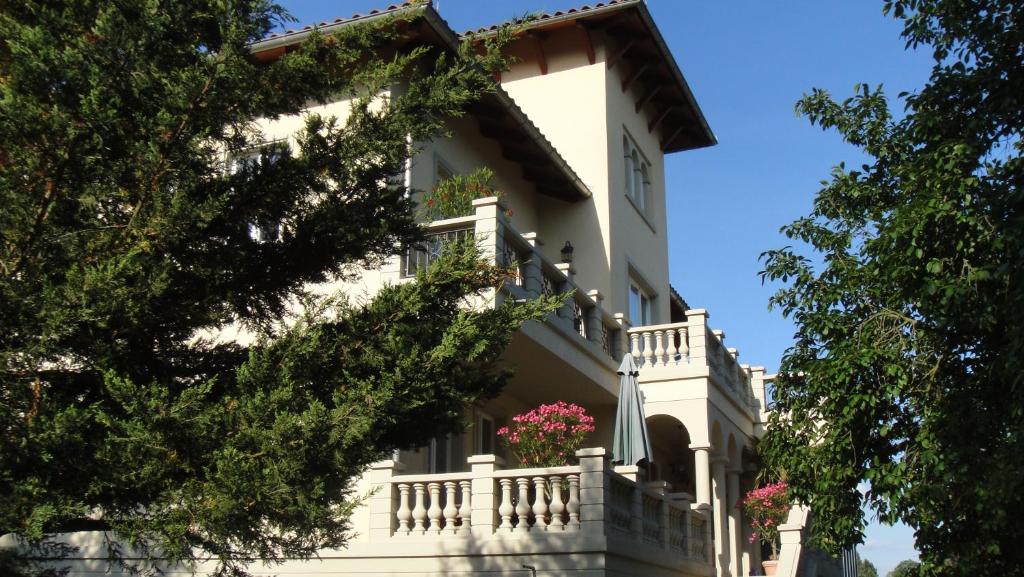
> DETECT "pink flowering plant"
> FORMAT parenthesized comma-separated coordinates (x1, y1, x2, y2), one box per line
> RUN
(740, 481, 790, 560)
(497, 401, 596, 467)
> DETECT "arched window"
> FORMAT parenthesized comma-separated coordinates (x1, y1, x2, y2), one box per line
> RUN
(623, 132, 653, 217)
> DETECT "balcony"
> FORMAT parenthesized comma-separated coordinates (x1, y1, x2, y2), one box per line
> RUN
(627, 317, 765, 419)
(360, 448, 713, 576)
(403, 197, 624, 366)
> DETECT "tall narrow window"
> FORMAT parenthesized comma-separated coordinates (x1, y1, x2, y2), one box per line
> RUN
(623, 136, 633, 199)
(623, 132, 651, 214)
(629, 282, 653, 326)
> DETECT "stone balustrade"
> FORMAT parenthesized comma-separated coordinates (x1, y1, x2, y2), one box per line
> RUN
(627, 311, 760, 413)
(374, 448, 710, 565)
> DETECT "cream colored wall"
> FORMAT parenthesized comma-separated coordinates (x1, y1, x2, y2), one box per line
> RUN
(501, 28, 673, 327)
(604, 49, 672, 326)
(501, 31, 614, 304)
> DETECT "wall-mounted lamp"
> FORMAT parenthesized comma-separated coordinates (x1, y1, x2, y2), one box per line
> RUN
(560, 241, 574, 264)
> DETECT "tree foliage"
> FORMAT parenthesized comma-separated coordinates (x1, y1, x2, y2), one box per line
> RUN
(0, 1, 555, 575)
(760, 1, 1023, 576)
(888, 560, 922, 577)
(859, 557, 879, 577)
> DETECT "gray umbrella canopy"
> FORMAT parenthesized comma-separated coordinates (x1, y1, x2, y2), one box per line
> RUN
(612, 354, 653, 466)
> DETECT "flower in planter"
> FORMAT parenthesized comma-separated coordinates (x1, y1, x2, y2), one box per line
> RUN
(740, 481, 790, 560)
(497, 401, 596, 468)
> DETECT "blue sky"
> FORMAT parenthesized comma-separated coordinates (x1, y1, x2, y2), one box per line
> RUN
(277, 1, 931, 573)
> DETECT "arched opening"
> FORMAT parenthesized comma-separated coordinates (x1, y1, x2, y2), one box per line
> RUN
(645, 414, 696, 494)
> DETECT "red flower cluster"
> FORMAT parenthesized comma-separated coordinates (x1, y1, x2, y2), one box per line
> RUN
(740, 481, 789, 559)
(497, 401, 595, 468)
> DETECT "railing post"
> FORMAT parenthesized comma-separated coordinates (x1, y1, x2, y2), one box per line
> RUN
(647, 481, 671, 549)
(468, 454, 503, 538)
(614, 313, 631, 361)
(523, 247, 544, 298)
(700, 503, 714, 565)
(576, 447, 611, 536)
(471, 196, 500, 265)
(555, 261, 575, 284)
(630, 484, 643, 541)
(685, 309, 709, 365)
(368, 459, 403, 541)
(585, 290, 605, 344)
(775, 505, 809, 577)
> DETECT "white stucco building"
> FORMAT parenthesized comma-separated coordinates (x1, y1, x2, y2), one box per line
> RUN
(43, 1, 829, 576)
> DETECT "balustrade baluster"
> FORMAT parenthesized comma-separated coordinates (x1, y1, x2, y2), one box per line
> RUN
(630, 332, 641, 359)
(396, 483, 412, 535)
(427, 482, 443, 534)
(515, 477, 532, 532)
(642, 332, 654, 367)
(498, 478, 514, 531)
(665, 328, 678, 365)
(531, 477, 549, 529)
(653, 330, 665, 366)
(679, 327, 690, 361)
(459, 480, 472, 532)
(412, 483, 427, 534)
(549, 476, 565, 529)
(442, 481, 458, 535)
(659, 497, 670, 549)
(567, 474, 581, 530)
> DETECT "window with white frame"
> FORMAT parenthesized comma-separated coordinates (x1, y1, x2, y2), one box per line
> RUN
(629, 279, 654, 327)
(623, 133, 651, 213)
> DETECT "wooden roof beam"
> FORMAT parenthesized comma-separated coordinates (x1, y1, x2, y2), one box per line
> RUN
(621, 62, 651, 93)
(606, 37, 635, 70)
(660, 124, 686, 150)
(576, 22, 595, 65)
(648, 105, 677, 133)
(528, 31, 548, 75)
(635, 84, 663, 113)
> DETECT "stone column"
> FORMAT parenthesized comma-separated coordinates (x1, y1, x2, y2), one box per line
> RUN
(577, 447, 611, 537)
(727, 468, 743, 577)
(690, 444, 712, 506)
(468, 454, 502, 538)
(685, 309, 709, 365)
(711, 456, 730, 577)
(368, 459, 404, 541)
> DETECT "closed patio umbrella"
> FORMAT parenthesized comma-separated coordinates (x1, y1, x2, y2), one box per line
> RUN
(612, 354, 653, 466)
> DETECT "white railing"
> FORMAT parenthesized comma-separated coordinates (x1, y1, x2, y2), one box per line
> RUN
(392, 473, 474, 536)
(374, 448, 710, 565)
(493, 468, 581, 533)
(627, 312, 760, 413)
(627, 322, 690, 367)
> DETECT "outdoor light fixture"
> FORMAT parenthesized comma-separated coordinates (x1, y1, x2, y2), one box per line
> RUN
(560, 241, 574, 264)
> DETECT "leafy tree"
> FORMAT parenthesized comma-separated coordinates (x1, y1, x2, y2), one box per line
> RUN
(859, 557, 879, 577)
(759, 1, 1023, 576)
(0, 1, 554, 575)
(888, 560, 922, 577)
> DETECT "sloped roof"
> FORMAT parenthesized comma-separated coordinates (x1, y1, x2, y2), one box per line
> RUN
(463, 0, 716, 153)
(249, 2, 592, 202)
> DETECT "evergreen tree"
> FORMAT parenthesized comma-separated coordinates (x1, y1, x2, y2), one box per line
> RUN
(859, 557, 879, 577)
(760, 1, 1023, 576)
(0, 1, 556, 575)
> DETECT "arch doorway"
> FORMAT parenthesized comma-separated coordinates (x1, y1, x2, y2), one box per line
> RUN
(645, 414, 696, 495)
